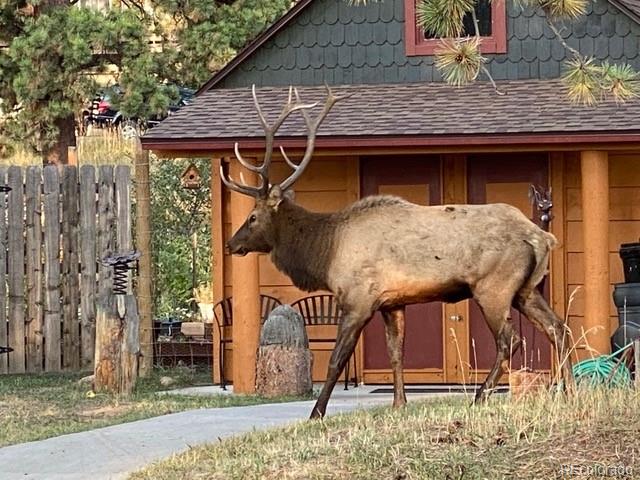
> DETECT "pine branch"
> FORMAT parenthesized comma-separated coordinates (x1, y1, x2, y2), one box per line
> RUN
(545, 18, 580, 58)
(471, 8, 505, 95)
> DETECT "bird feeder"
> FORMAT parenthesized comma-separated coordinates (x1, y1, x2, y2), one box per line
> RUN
(181, 163, 202, 190)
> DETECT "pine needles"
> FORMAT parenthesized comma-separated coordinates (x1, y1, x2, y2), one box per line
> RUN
(563, 57, 639, 105)
(435, 38, 483, 86)
(417, 0, 475, 38)
(416, 0, 640, 104)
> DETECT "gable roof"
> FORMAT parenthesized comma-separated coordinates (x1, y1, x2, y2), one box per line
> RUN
(196, 0, 314, 94)
(197, 0, 640, 94)
(143, 79, 640, 151)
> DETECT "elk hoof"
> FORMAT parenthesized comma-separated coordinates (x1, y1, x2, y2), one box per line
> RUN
(309, 406, 325, 420)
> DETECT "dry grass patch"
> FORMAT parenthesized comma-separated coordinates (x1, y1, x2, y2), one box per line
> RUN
(0, 367, 310, 447)
(131, 387, 640, 480)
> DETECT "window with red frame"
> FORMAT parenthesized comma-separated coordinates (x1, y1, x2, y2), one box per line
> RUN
(405, 0, 507, 56)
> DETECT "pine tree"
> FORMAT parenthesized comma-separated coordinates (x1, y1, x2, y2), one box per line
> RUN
(0, 0, 290, 164)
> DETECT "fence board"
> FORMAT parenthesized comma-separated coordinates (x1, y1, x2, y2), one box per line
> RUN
(7, 166, 25, 373)
(0, 167, 7, 374)
(98, 166, 115, 299)
(25, 166, 43, 372)
(0, 164, 132, 374)
(115, 166, 132, 288)
(43, 166, 61, 372)
(62, 167, 80, 370)
(79, 166, 97, 369)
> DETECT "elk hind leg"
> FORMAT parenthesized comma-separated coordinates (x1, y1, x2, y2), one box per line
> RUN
(474, 298, 521, 403)
(382, 307, 407, 408)
(310, 308, 371, 419)
(514, 287, 576, 395)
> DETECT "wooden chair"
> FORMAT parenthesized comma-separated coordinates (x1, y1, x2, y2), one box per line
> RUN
(213, 294, 282, 389)
(290, 294, 358, 390)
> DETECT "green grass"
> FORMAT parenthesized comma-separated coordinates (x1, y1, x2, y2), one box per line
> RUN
(130, 387, 640, 480)
(0, 367, 310, 447)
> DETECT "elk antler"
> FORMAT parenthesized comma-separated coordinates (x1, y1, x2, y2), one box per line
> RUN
(221, 84, 349, 198)
(278, 85, 351, 191)
(220, 85, 319, 198)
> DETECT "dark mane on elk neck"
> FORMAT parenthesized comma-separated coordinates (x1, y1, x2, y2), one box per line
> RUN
(269, 201, 338, 292)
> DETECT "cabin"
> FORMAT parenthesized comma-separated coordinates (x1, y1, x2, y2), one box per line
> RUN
(142, 0, 640, 393)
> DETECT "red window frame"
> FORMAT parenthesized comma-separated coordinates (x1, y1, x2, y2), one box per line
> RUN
(404, 0, 507, 56)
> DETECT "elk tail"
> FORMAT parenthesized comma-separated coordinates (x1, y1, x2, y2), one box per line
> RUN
(523, 231, 558, 290)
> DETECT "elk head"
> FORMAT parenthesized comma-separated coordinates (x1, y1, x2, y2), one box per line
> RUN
(222, 85, 348, 256)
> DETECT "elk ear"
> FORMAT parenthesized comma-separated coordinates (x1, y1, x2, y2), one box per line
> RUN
(283, 189, 295, 202)
(267, 185, 285, 209)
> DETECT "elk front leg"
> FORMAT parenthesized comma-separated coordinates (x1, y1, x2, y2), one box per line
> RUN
(381, 307, 407, 408)
(310, 311, 370, 419)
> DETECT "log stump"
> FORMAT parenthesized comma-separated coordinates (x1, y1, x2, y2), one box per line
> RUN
(94, 293, 140, 396)
(256, 305, 312, 397)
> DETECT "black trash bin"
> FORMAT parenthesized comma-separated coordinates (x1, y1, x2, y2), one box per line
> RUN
(613, 283, 640, 308)
(620, 242, 640, 284)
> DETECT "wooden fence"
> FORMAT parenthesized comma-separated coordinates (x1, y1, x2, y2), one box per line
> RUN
(0, 164, 132, 374)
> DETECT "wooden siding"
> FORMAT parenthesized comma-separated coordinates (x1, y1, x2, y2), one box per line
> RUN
(561, 152, 640, 357)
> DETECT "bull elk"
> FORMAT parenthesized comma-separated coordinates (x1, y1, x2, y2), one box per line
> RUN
(222, 85, 575, 419)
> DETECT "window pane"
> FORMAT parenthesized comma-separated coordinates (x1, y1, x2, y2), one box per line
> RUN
(423, 0, 492, 39)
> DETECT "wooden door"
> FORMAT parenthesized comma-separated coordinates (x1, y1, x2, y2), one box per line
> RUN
(466, 154, 552, 378)
(360, 156, 447, 383)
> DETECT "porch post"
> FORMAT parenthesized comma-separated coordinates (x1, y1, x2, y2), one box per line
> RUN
(580, 150, 610, 354)
(229, 160, 261, 393)
(210, 157, 224, 384)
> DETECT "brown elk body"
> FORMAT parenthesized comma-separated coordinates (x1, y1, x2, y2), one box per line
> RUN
(223, 86, 575, 419)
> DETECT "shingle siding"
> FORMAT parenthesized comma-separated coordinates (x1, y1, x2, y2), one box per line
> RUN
(218, 0, 640, 88)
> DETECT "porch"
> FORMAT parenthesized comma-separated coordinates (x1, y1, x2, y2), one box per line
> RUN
(209, 149, 639, 391)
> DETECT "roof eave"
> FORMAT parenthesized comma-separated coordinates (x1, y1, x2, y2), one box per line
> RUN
(141, 132, 640, 153)
(609, 0, 640, 24)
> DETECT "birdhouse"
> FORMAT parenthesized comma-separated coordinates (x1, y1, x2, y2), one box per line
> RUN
(181, 163, 202, 189)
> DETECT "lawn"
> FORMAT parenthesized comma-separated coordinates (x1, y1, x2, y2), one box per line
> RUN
(130, 387, 640, 480)
(0, 367, 310, 447)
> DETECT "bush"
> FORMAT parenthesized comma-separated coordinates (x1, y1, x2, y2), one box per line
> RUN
(149, 156, 211, 316)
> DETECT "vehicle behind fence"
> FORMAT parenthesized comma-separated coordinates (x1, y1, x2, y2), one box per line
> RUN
(0, 164, 132, 374)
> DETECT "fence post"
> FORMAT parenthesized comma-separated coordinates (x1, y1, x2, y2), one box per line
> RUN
(94, 166, 139, 395)
(134, 142, 153, 377)
(94, 254, 140, 396)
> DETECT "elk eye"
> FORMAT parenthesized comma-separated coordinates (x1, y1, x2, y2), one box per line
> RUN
(249, 214, 257, 224)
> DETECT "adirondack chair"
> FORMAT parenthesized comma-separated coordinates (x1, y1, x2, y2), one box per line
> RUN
(213, 294, 282, 389)
(291, 294, 358, 390)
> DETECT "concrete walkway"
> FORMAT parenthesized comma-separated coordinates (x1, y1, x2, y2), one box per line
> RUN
(0, 386, 454, 480)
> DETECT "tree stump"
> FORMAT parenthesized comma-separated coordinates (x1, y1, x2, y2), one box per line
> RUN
(256, 305, 312, 397)
(94, 293, 140, 396)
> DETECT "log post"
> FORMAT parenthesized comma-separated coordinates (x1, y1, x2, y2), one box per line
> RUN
(256, 306, 312, 397)
(94, 253, 140, 396)
(229, 160, 261, 394)
(210, 157, 225, 384)
(135, 141, 153, 376)
(580, 150, 610, 355)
